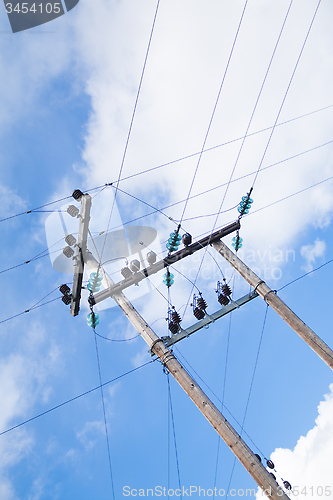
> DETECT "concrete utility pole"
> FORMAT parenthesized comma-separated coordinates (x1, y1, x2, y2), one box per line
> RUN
(84, 246, 289, 499)
(212, 239, 333, 371)
(70, 193, 92, 317)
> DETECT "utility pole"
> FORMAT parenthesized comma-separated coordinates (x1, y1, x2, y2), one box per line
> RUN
(83, 233, 290, 499)
(70, 192, 92, 317)
(211, 239, 333, 371)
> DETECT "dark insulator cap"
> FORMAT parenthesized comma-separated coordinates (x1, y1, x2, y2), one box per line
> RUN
(72, 189, 84, 201)
(121, 267, 133, 279)
(197, 297, 207, 310)
(63, 246, 75, 258)
(218, 294, 229, 306)
(254, 454, 261, 462)
(60, 284, 71, 295)
(61, 295, 72, 305)
(65, 234, 77, 246)
(193, 307, 205, 320)
(182, 233, 192, 246)
(266, 460, 275, 469)
(269, 473, 276, 481)
(169, 322, 179, 335)
(67, 205, 79, 217)
(130, 259, 140, 272)
(171, 311, 181, 324)
(283, 481, 292, 491)
(147, 251, 157, 265)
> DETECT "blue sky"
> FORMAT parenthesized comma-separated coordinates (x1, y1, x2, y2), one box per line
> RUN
(0, 1, 333, 499)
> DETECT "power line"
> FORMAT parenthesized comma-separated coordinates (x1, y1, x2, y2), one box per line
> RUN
(0, 359, 156, 437)
(99, 0, 161, 264)
(180, 0, 249, 225)
(251, 0, 322, 188)
(93, 330, 115, 500)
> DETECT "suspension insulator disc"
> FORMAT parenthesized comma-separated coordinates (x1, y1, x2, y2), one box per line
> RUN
(59, 284, 70, 295)
(169, 322, 179, 335)
(65, 234, 77, 246)
(194, 307, 205, 320)
(283, 482, 292, 491)
(222, 284, 232, 296)
(61, 295, 71, 305)
(72, 189, 84, 201)
(171, 311, 181, 324)
(218, 294, 229, 306)
(67, 205, 79, 217)
(266, 460, 275, 469)
(63, 246, 75, 258)
(197, 297, 207, 310)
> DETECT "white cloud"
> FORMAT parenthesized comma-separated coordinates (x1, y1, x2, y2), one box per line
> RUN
(300, 239, 326, 272)
(256, 384, 333, 498)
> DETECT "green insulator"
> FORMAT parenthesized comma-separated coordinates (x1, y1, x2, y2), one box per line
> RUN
(163, 271, 174, 287)
(166, 232, 181, 252)
(87, 312, 99, 328)
(87, 272, 103, 292)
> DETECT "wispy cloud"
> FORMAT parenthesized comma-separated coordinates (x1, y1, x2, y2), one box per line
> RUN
(300, 239, 326, 272)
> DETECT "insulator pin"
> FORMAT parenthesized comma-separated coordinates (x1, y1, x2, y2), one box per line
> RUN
(121, 267, 133, 279)
(147, 251, 157, 265)
(63, 246, 75, 258)
(182, 233, 192, 246)
(130, 259, 140, 272)
(67, 205, 79, 217)
(65, 234, 76, 246)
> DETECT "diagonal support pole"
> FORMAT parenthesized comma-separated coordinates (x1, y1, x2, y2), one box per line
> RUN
(211, 239, 333, 371)
(85, 253, 290, 499)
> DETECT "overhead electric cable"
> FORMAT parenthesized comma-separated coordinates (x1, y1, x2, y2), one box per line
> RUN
(93, 330, 115, 499)
(180, 0, 249, 225)
(1, 105, 332, 226)
(167, 372, 182, 499)
(251, 0, 322, 188)
(0, 359, 156, 437)
(99, 0, 161, 264)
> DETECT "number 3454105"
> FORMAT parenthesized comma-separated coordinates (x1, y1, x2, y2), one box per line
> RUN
(5, 3, 62, 14)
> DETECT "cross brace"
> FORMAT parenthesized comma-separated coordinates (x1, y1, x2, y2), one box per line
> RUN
(161, 291, 258, 348)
